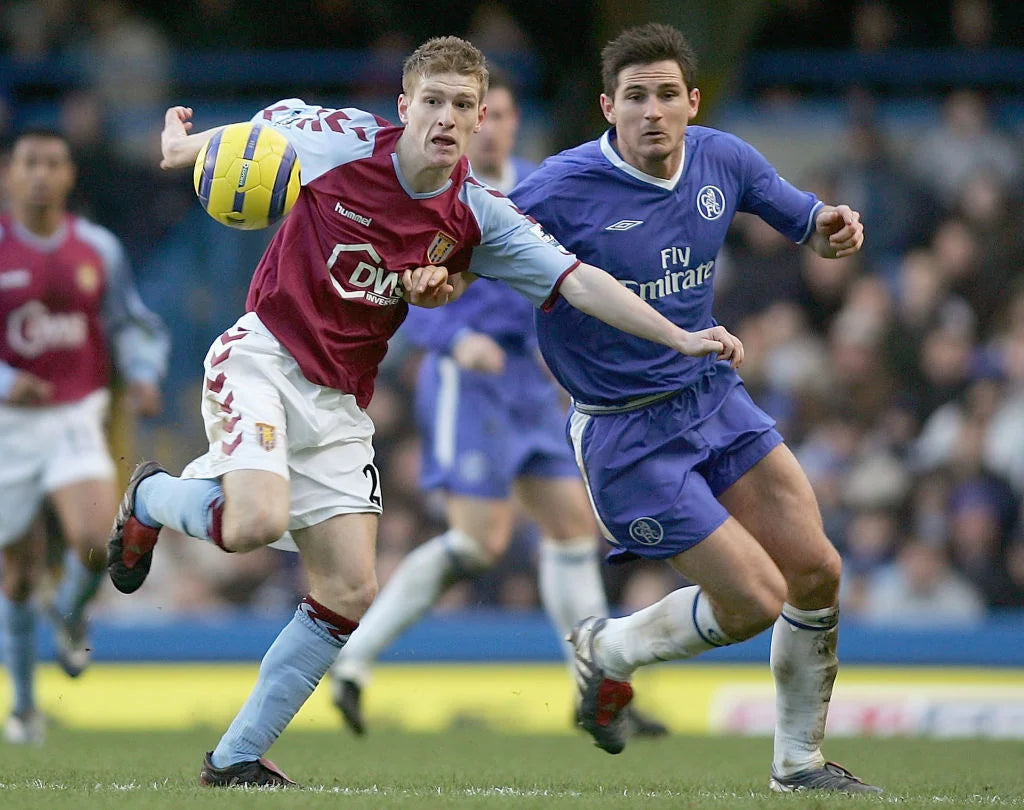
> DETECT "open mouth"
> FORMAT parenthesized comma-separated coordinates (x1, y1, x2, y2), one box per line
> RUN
(432, 135, 457, 148)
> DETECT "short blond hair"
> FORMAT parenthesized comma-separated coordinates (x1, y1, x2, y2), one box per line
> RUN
(402, 36, 489, 101)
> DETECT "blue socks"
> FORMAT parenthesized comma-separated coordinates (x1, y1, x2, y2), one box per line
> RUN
(53, 552, 102, 626)
(2, 599, 36, 715)
(135, 474, 222, 542)
(211, 598, 356, 768)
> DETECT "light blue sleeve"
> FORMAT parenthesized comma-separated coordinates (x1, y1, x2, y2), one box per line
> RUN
(252, 99, 380, 184)
(78, 221, 170, 384)
(462, 183, 578, 307)
(0, 361, 16, 400)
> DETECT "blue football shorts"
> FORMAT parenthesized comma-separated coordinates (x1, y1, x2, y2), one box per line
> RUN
(568, 364, 783, 563)
(416, 350, 578, 498)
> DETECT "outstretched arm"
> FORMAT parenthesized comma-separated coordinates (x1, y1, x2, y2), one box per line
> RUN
(160, 106, 227, 170)
(806, 204, 864, 258)
(558, 263, 743, 367)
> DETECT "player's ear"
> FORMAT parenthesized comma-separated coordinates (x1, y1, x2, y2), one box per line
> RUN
(688, 87, 701, 120)
(397, 94, 409, 124)
(599, 93, 616, 125)
(474, 103, 487, 133)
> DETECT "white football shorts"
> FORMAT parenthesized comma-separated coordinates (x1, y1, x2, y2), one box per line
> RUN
(0, 388, 115, 547)
(180, 312, 382, 549)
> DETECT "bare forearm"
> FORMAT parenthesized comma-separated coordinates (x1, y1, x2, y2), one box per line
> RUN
(558, 263, 686, 350)
(162, 127, 224, 169)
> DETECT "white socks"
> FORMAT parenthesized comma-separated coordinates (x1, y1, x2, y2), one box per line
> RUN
(594, 586, 736, 681)
(537, 537, 608, 668)
(332, 529, 484, 685)
(770, 603, 839, 776)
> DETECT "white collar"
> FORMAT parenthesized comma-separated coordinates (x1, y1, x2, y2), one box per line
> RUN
(600, 130, 685, 191)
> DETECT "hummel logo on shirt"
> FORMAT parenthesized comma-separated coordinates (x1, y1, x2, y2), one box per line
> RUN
(605, 220, 643, 231)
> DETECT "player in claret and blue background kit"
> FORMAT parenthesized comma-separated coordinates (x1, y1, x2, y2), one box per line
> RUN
(106, 36, 741, 788)
(510, 23, 880, 794)
(329, 68, 667, 740)
(0, 129, 167, 745)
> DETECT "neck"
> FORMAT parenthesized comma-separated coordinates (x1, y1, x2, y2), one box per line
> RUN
(13, 204, 64, 238)
(633, 151, 682, 181)
(395, 136, 455, 193)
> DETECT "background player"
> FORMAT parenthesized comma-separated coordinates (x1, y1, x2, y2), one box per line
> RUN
(511, 23, 880, 794)
(329, 68, 667, 739)
(0, 128, 167, 744)
(107, 36, 740, 787)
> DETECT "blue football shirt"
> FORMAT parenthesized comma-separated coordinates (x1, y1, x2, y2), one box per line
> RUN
(510, 126, 822, 407)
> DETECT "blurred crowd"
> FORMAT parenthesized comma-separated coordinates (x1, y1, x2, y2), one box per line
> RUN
(2, 0, 1024, 626)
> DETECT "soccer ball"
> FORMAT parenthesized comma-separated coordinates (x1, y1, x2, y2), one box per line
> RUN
(193, 122, 301, 230)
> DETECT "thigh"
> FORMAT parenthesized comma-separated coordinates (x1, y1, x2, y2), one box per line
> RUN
(718, 443, 839, 585)
(221, 468, 292, 542)
(49, 477, 118, 550)
(515, 475, 595, 539)
(1, 523, 46, 599)
(446, 495, 517, 556)
(292, 511, 379, 620)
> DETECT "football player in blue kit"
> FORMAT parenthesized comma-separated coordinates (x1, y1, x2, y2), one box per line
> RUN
(329, 69, 667, 739)
(510, 23, 880, 794)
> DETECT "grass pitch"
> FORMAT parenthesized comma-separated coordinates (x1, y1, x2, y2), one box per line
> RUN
(0, 727, 1022, 809)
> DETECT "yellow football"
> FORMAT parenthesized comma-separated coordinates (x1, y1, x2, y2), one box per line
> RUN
(193, 121, 301, 230)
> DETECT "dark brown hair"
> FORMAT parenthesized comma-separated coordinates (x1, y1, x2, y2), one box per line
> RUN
(601, 23, 697, 97)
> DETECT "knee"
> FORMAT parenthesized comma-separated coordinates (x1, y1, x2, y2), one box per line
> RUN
(786, 542, 842, 606)
(2, 569, 36, 603)
(68, 540, 108, 573)
(314, 578, 378, 622)
(713, 568, 787, 641)
(222, 508, 289, 553)
(445, 528, 497, 572)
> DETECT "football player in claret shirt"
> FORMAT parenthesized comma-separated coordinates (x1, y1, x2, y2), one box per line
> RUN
(107, 36, 742, 787)
(0, 129, 167, 744)
(329, 68, 667, 739)
(510, 23, 880, 794)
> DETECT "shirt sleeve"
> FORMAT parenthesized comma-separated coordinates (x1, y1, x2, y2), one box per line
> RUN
(462, 183, 578, 307)
(253, 99, 381, 184)
(95, 229, 170, 384)
(736, 138, 822, 244)
(0, 362, 16, 401)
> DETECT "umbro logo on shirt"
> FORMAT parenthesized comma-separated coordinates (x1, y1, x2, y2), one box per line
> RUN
(605, 220, 644, 231)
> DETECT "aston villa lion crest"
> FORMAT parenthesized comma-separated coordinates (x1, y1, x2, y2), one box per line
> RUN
(427, 231, 458, 264)
(255, 422, 277, 451)
(76, 264, 100, 294)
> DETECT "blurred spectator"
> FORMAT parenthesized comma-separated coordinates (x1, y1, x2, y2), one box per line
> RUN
(851, 1, 899, 52)
(1, 0, 76, 63)
(950, 0, 994, 49)
(860, 536, 986, 625)
(80, 1, 172, 163)
(947, 477, 1020, 608)
(814, 115, 938, 279)
(838, 506, 900, 615)
(908, 90, 1022, 210)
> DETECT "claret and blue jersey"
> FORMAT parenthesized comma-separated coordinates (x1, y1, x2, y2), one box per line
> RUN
(511, 125, 823, 407)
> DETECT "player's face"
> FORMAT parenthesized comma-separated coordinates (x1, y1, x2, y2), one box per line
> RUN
(5, 136, 75, 210)
(600, 60, 699, 180)
(467, 87, 519, 177)
(398, 72, 484, 181)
